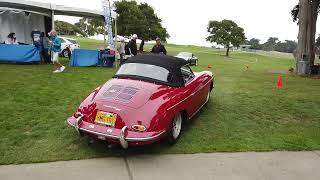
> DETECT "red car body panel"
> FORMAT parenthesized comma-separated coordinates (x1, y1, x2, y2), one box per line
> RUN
(67, 71, 214, 147)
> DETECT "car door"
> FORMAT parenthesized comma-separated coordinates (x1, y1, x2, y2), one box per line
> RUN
(180, 65, 201, 117)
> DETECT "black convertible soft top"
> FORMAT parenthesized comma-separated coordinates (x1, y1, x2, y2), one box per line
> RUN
(118, 54, 188, 87)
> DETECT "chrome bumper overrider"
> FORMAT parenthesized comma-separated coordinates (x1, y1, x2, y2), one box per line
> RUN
(74, 114, 84, 135)
(119, 126, 128, 149)
(67, 116, 165, 149)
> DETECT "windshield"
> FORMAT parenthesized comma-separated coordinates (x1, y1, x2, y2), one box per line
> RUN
(67, 39, 78, 44)
(177, 52, 192, 57)
(116, 63, 170, 82)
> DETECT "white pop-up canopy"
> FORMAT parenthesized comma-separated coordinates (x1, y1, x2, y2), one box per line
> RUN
(0, 0, 106, 43)
(0, 0, 104, 18)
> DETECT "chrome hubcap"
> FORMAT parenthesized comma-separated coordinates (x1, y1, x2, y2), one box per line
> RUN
(172, 113, 182, 139)
(64, 51, 69, 57)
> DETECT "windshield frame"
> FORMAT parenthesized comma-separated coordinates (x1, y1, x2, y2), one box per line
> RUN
(177, 52, 193, 57)
(66, 39, 78, 44)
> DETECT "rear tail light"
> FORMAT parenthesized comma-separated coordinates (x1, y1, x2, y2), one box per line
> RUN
(132, 125, 146, 132)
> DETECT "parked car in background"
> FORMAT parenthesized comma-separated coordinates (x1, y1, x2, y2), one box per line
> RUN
(175, 52, 198, 66)
(60, 37, 80, 58)
(67, 54, 214, 149)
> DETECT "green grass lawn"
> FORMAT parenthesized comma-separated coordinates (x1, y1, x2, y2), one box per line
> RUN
(0, 37, 320, 165)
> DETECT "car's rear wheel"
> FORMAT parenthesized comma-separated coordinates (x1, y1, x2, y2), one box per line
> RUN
(166, 112, 183, 144)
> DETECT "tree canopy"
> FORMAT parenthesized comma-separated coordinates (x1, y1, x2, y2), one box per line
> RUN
(247, 38, 262, 50)
(262, 37, 279, 51)
(247, 37, 297, 53)
(291, 3, 320, 23)
(55, 20, 86, 36)
(75, 18, 104, 36)
(206, 19, 246, 56)
(114, 0, 169, 41)
(274, 40, 297, 53)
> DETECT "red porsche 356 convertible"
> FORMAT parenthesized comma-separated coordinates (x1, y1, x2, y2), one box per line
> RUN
(67, 54, 214, 148)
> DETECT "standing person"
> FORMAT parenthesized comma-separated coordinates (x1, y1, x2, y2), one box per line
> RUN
(117, 37, 126, 65)
(127, 34, 138, 56)
(139, 39, 144, 52)
(5, 33, 18, 44)
(151, 37, 167, 55)
(40, 32, 51, 64)
(48, 30, 66, 73)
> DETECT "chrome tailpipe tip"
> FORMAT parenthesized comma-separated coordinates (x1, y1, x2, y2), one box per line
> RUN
(120, 126, 128, 149)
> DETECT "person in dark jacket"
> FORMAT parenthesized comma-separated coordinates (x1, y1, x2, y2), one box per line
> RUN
(151, 37, 167, 55)
(127, 34, 138, 56)
(40, 32, 51, 64)
(31, 29, 41, 49)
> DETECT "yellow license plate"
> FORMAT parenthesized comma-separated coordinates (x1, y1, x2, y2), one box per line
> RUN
(95, 111, 117, 127)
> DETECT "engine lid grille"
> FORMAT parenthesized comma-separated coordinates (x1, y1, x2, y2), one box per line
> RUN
(103, 85, 139, 102)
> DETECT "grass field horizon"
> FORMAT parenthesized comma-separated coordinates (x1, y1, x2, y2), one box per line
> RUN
(0, 37, 319, 165)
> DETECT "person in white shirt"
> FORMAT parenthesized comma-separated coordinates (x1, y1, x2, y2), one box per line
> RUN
(117, 37, 126, 65)
(5, 33, 18, 45)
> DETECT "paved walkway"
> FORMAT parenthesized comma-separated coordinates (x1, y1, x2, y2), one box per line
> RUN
(1, 151, 320, 180)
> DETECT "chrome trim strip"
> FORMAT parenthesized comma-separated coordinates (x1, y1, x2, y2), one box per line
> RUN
(189, 93, 209, 119)
(167, 77, 213, 111)
(67, 120, 166, 142)
(126, 131, 165, 141)
(167, 93, 194, 111)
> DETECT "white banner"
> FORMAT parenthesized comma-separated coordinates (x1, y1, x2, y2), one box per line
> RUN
(102, 0, 114, 48)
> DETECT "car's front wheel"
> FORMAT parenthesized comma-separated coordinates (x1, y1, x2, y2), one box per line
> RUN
(206, 90, 211, 103)
(166, 112, 183, 144)
(62, 49, 70, 58)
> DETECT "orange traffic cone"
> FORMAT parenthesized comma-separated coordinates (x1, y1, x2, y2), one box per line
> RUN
(277, 75, 283, 88)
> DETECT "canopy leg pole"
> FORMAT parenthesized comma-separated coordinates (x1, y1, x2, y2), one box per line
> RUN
(114, 18, 118, 69)
(103, 22, 106, 46)
(51, 10, 55, 30)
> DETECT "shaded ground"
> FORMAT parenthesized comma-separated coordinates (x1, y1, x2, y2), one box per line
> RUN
(1, 151, 320, 180)
(268, 70, 289, 74)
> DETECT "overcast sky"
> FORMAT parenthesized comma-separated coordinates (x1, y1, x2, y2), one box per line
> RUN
(36, 0, 320, 46)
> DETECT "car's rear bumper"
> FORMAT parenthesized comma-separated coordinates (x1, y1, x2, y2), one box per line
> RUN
(67, 117, 166, 148)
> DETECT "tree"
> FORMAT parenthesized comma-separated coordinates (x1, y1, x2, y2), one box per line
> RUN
(137, 3, 169, 50)
(315, 34, 320, 55)
(274, 40, 297, 53)
(284, 40, 298, 53)
(206, 19, 246, 56)
(55, 21, 86, 36)
(262, 37, 279, 51)
(114, 0, 169, 50)
(247, 38, 262, 50)
(291, 0, 320, 74)
(75, 18, 104, 36)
